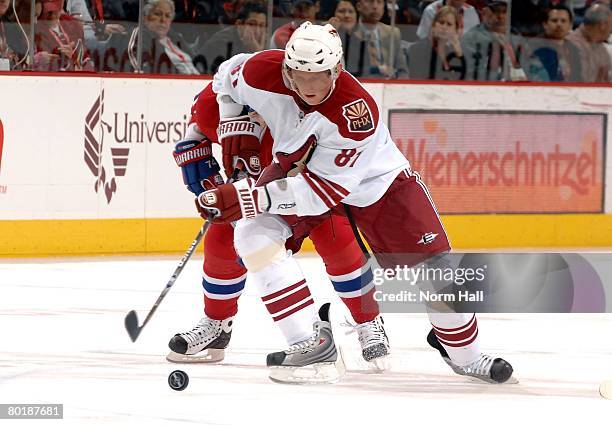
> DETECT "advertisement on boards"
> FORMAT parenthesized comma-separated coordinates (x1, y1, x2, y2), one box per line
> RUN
(389, 111, 606, 214)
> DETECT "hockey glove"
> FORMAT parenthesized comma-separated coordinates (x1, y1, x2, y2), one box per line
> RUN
(217, 116, 263, 178)
(195, 178, 270, 223)
(173, 139, 224, 195)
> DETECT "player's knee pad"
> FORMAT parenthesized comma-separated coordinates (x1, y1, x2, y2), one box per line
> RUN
(233, 214, 292, 272)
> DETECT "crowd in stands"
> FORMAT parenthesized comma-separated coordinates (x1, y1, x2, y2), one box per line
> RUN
(0, 0, 610, 81)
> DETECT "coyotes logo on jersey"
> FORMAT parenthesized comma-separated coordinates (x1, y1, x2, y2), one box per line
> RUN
(342, 99, 374, 133)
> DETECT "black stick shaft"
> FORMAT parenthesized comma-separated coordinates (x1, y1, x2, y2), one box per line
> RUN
(126, 166, 243, 341)
(138, 219, 211, 330)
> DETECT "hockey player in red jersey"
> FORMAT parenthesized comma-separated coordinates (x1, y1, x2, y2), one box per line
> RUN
(167, 83, 390, 371)
(196, 22, 514, 384)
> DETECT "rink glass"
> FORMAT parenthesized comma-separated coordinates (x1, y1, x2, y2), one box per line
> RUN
(0, 1, 607, 83)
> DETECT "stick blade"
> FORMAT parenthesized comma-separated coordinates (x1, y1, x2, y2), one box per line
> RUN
(124, 310, 141, 342)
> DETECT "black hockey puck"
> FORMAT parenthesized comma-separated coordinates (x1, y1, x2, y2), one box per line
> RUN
(168, 370, 189, 391)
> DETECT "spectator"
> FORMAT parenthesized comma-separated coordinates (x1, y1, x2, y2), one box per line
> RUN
(461, 0, 528, 81)
(270, 0, 319, 48)
(408, 5, 466, 79)
(129, 0, 199, 74)
(202, 2, 267, 74)
(117, 0, 140, 21)
(65, 0, 127, 70)
(567, 2, 611, 82)
(34, 0, 94, 71)
(344, 0, 408, 77)
(277, 0, 295, 16)
(397, 0, 422, 25)
(174, 0, 223, 24)
(0, 0, 29, 70)
(571, 0, 589, 25)
(221, 0, 263, 25)
(328, 0, 357, 32)
(525, 5, 583, 81)
(510, 0, 572, 37)
(416, 0, 479, 39)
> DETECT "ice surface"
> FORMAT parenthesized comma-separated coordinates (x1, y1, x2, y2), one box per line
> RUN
(1, 255, 611, 425)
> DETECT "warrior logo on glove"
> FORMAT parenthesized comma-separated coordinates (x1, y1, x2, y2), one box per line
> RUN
(217, 116, 264, 178)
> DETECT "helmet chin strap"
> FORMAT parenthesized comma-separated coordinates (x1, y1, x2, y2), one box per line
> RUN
(282, 64, 340, 106)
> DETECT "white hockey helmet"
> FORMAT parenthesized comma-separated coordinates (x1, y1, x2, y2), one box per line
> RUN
(284, 22, 343, 73)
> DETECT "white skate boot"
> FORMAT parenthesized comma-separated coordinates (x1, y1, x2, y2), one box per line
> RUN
(166, 316, 233, 363)
(427, 329, 514, 383)
(354, 316, 391, 371)
(266, 303, 346, 384)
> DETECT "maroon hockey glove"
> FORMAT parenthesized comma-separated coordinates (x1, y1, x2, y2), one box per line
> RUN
(217, 116, 263, 178)
(195, 178, 269, 223)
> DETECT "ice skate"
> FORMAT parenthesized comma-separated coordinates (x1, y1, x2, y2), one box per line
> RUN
(166, 316, 233, 363)
(350, 315, 391, 371)
(266, 303, 345, 384)
(427, 329, 514, 384)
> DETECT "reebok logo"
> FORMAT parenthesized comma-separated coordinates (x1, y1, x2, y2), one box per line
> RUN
(417, 232, 438, 245)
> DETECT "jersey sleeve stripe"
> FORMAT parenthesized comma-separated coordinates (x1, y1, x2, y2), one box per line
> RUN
(303, 170, 348, 203)
(312, 174, 349, 199)
(301, 172, 337, 208)
(322, 176, 350, 197)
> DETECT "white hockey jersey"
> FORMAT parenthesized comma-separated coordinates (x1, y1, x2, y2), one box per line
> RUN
(213, 50, 410, 216)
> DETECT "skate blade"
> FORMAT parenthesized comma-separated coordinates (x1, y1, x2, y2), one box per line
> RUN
(166, 348, 225, 363)
(444, 358, 518, 385)
(368, 355, 391, 373)
(268, 355, 346, 385)
(465, 375, 519, 385)
(338, 345, 390, 373)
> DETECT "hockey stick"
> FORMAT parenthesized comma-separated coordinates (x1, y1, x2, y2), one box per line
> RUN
(342, 203, 371, 260)
(124, 221, 210, 342)
(125, 167, 243, 342)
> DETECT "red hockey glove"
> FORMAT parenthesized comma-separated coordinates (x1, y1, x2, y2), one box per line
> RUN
(195, 178, 270, 223)
(217, 116, 263, 178)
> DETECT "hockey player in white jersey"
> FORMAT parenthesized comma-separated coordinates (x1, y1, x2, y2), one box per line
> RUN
(196, 22, 513, 384)
(168, 84, 388, 371)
